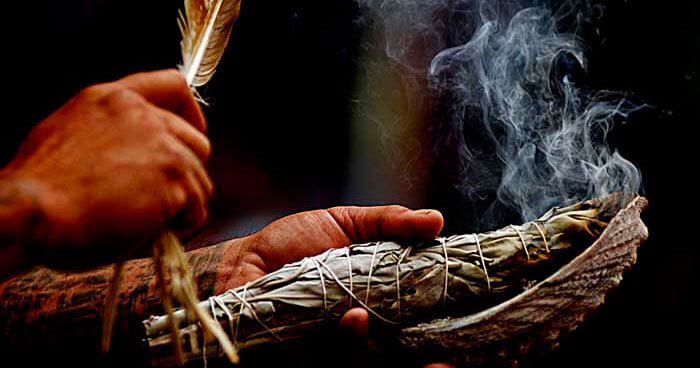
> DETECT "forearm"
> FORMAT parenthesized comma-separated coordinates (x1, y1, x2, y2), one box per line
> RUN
(0, 238, 242, 351)
(0, 173, 45, 279)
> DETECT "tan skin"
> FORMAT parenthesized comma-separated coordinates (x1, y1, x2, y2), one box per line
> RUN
(0, 70, 212, 273)
(0, 70, 454, 367)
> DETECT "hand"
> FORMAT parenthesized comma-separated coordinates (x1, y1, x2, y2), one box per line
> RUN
(212, 205, 450, 367)
(1, 70, 213, 269)
(217, 205, 444, 291)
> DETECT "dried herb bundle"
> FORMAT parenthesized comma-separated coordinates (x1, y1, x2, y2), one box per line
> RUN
(400, 196, 648, 366)
(144, 197, 624, 366)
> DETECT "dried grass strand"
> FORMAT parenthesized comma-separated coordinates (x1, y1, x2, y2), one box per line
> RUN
(153, 238, 185, 365)
(365, 243, 380, 305)
(212, 296, 235, 348)
(233, 283, 249, 345)
(440, 237, 449, 307)
(345, 248, 353, 308)
(315, 258, 399, 325)
(100, 261, 125, 353)
(224, 288, 283, 342)
(160, 232, 239, 364)
(474, 233, 490, 292)
(395, 246, 413, 321)
(532, 222, 550, 254)
(511, 225, 530, 260)
(312, 258, 329, 317)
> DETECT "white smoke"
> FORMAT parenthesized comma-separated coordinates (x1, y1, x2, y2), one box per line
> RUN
(356, 0, 642, 222)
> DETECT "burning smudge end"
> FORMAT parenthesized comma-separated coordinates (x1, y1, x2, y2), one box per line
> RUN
(355, 0, 642, 223)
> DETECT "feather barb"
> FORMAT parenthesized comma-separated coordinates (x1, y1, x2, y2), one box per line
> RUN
(179, 0, 242, 87)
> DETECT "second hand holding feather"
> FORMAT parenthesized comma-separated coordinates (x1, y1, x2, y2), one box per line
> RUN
(101, 0, 242, 365)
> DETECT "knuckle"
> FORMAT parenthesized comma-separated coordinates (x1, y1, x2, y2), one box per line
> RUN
(163, 186, 187, 220)
(205, 175, 215, 198)
(328, 206, 362, 225)
(143, 111, 167, 132)
(160, 146, 196, 181)
(326, 207, 357, 233)
(162, 151, 187, 175)
(137, 108, 168, 133)
(94, 86, 146, 112)
(327, 206, 350, 219)
(126, 71, 150, 80)
(386, 205, 408, 214)
(76, 83, 112, 101)
(201, 137, 212, 159)
(201, 211, 210, 227)
(138, 69, 188, 94)
(122, 70, 163, 85)
(196, 206, 210, 227)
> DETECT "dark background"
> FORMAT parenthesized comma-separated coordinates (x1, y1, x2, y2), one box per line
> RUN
(1, 0, 697, 367)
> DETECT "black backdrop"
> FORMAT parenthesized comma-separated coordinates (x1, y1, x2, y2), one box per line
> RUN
(1, 1, 697, 367)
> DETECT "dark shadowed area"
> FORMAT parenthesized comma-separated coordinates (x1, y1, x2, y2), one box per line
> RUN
(1, 0, 696, 367)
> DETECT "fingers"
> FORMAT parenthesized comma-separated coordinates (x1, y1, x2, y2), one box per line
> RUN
(339, 308, 454, 368)
(339, 308, 370, 365)
(159, 109, 212, 163)
(180, 169, 211, 229)
(117, 70, 214, 235)
(121, 70, 214, 229)
(327, 205, 444, 243)
(339, 308, 369, 339)
(161, 135, 213, 234)
(118, 69, 207, 133)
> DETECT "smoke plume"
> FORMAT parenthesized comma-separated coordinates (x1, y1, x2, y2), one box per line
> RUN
(356, 0, 642, 222)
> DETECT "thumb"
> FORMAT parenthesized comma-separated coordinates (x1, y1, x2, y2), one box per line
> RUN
(118, 69, 207, 133)
(327, 205, 444, 243)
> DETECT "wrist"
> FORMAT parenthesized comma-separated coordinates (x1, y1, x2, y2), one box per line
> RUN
(0, 170, 48, 276)
(185, 238, 248, 296)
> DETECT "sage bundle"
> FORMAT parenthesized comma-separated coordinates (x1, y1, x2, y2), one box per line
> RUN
(144, 197, 617, 366)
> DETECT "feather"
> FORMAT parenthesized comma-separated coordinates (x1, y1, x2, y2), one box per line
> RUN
(179, 0, 242, 87)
